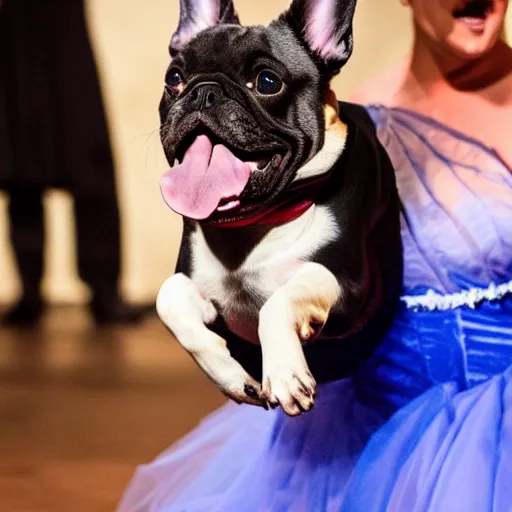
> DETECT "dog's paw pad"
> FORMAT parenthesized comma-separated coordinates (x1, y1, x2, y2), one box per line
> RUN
(220, 378, 267, 409)
(244, 383, 260, 399)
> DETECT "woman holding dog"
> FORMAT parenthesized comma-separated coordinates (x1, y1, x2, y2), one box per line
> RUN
(118, 0, 512, 510)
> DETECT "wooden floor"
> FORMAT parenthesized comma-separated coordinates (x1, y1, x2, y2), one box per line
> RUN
(0, 306, 225, 512)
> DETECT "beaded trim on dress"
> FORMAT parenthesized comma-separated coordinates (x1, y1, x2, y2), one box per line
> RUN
(402, 280, 512, 312)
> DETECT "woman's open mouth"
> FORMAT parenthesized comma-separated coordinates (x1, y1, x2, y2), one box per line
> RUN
(453, 0, 494, 32)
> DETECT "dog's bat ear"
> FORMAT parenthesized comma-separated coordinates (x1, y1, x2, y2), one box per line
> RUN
(171, 0, 240, 56)
(279, 0, 357, 75)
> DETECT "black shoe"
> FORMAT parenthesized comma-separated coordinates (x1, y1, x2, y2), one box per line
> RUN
(1, 298, 44, 327)
(90, 297, 154, 326)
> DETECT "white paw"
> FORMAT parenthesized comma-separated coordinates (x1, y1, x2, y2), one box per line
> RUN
(194, 336, 267, 408)
(199, 298, 218, 325)
(220, 374, 266, 408)
(261, 365, 316, 416)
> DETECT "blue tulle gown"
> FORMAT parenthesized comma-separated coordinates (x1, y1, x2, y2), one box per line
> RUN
(117, 105, 512, 512)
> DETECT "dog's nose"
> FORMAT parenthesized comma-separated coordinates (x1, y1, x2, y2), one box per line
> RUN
(188, 83, 221, 111)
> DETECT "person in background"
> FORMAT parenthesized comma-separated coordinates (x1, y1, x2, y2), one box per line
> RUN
(117, 1, 512, 511)
(0, 0, 150, 326)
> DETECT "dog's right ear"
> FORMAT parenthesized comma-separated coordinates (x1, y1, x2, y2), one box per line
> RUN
(171, 0, 240, 56)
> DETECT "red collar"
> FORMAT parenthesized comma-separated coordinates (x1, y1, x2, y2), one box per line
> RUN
(211, 174, 330, 229)
(213, 198, 315, 228)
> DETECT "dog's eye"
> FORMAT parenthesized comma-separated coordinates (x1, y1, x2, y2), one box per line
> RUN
(256, 70, 283, 95)
(166, 68, 185, 93)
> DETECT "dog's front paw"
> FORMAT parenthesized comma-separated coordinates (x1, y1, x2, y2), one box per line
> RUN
(219, 374, 267, 409)
(261, 366, 316, 416)
(193, 338, 267, 409)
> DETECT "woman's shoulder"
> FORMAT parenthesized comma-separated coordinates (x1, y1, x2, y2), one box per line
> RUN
(349, 63, 406, 106)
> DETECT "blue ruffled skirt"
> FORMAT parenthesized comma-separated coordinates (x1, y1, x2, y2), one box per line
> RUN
(118, 299, 512, 512)
(118, 104, 512, 511)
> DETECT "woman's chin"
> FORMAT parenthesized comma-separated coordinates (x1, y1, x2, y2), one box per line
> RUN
(445, 34, 499, 61)
(444, 20, 503, 60)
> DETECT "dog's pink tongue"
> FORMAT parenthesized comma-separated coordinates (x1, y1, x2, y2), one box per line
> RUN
(160, 135, 250, 220)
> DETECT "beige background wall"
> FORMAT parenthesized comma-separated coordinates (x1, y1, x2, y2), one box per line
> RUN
(0, 1, 510, 304)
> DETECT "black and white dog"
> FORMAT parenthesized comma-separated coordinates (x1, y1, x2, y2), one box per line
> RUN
(157, 0, 402, 416)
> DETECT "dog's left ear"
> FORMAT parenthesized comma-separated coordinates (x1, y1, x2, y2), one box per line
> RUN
(171, 0, 240, 56)
(279, 0, 357, 75)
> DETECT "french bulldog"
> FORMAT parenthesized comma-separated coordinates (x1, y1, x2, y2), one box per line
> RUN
(156, 0, 403, 416)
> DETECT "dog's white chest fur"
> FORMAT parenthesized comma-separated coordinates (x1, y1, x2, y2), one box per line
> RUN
(190, 205, 339, 342)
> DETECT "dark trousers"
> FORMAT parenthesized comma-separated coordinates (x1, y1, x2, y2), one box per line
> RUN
(7, 184, 121, 303)
(1, 0, 125, 305)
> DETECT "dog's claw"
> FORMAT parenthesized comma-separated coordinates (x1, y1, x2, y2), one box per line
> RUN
(243, 382, 269, 409)
(216, 375, 267, 408)
(261, 369, 316, 416)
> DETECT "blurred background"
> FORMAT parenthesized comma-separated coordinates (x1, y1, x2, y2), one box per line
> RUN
(0, 0, 418, 305)
(0, 1, 510, 511)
